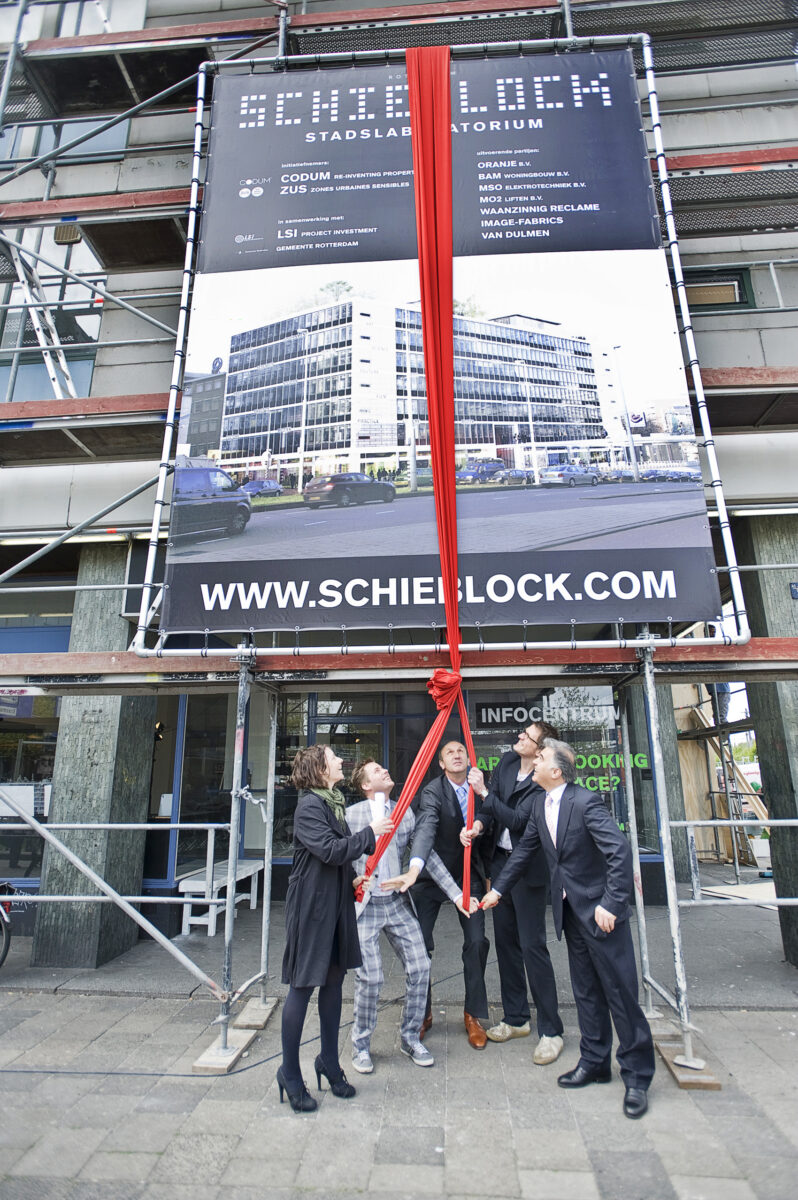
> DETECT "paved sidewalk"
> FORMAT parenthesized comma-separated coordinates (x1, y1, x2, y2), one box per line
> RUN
(1, 868, 797, 1200)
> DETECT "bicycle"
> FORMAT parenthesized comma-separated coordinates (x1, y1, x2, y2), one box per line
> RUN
(0, 882, 12, 968)
(0, 882, 29, 969)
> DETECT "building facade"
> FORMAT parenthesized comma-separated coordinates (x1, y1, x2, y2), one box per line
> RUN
(0, 0, 797, 967)
(220, 302, 604, 471)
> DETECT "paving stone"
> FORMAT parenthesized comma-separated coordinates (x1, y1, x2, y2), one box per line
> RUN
(138, 1186, 219, 1200)
(134, 1083, 208, 1115)
(147, 1134, 237, 1186)
(69, 1183, 144, 1200)
(739, 1154, 798, 1200)
(513, 1127, 591, 1171)
(99, 1113, 186, 1154)
(670, 1177, 758, 1200)
(647, 1129, 743, 1179)
(8, 1127, 107, 1180)
(518, 1168, 600, 1199)
(375, 1124, 446, 1166)
(219, 1156, 298, 1187)
(78, 1152, 159, 1183)
(587, 1149, 678, 1200)
(0, 1182, 77, 1200)
(370, 1163, 447, 1193)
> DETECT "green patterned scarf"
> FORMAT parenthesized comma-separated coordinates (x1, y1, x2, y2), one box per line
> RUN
(310, 786, 347, 830)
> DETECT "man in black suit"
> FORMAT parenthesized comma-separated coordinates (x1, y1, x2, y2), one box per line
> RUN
(482, 738, 655, 1118)
(385, 740, 490, 1049)
(463, 720, 564, 1065)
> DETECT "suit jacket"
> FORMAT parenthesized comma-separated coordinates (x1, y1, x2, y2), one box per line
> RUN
(410, 772, 489, 895)
(346, 798, 462, 911)
(479, 750, 550, 887)
(281, 790, 375, 987)
(492, 783, 633, 940)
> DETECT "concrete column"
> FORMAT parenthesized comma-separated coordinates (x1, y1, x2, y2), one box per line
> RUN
(32, 544, 157, 968)
(625, 681, 690, 885)
(734, 515, 798, 967)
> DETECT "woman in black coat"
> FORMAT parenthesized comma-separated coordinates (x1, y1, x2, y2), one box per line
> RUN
(278, 744, 392, 1112)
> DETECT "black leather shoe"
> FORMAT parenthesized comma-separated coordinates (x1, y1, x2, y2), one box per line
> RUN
(623, 1087, 648, 1119)
(557, 1063, 612, 1088)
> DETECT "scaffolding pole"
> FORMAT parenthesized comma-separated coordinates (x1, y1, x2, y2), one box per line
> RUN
(617, 686, 657, 1018)
(639, 645, 705, 1069)
(216, 652, 253, 1053)
(0, 785, 226, 999)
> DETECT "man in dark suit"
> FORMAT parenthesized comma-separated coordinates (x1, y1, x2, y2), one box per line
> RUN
(464, 720, 564, 1065)
(385, 740, 490, 1049)
(482, 738, 655, 1118)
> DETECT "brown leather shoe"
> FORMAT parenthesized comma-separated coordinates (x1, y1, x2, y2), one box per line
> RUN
(419, 1012, 433, 1041)
(464, 1011, 487, 1049)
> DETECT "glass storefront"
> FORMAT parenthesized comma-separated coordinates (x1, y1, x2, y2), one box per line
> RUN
(0, 694, 59, 879)
(3, 680, 659, 899)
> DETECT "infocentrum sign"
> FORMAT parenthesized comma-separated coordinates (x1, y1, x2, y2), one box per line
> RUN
(161, 50, 721, 636)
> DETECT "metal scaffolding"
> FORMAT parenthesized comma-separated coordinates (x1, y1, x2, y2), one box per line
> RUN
(1, 0, 795, 1081)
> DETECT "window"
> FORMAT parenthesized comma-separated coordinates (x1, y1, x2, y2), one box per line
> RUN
(676, 269, 753, 309)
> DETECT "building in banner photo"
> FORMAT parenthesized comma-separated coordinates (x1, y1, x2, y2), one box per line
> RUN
(219, 302, 607, 475)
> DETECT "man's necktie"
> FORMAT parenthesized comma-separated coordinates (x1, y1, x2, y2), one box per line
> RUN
(545, 794, 558, 846)
(455, 783, 469, 823)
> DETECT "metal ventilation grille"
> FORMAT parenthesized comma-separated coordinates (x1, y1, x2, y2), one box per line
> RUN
(571, 0, 794, 36)
(673, 204, 798, 235)
(0, 64, 48, 122)
(289, 2, 797, 72)
(640, 29, 798, 73)
(289, 14, 554, 56)
(668, 169, 798, 205)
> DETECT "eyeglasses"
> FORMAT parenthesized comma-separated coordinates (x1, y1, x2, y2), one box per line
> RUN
(517, 731, 539, 745)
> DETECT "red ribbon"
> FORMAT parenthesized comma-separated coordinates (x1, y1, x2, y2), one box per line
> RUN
(356, 46, 478, 907)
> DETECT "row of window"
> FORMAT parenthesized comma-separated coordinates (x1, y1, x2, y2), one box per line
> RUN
(230, 305, 353, 353)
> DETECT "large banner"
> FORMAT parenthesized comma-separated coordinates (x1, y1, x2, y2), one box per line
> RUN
(161, 51, 721, 635)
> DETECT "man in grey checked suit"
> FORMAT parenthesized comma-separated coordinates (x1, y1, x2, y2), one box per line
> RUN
(347, 760, 472, 1073)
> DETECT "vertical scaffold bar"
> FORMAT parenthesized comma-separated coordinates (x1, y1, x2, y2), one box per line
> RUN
(217, 653, 252, 1053)
(0, 0, 30, 136)
(133, 62, 210, 652)
(710, 686, 741, 884)
(640, 647, 705, 1069)
(641, 35, 749, 647)
(259, 689, 278, 1005)
(618, 688, 657, 1018)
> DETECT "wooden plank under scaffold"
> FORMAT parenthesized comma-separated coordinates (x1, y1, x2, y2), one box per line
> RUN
(655, 1038, 722, 1090)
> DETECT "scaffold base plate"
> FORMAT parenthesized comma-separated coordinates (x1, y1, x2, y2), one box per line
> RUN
(193, 1026, 258, 1074)
(655, 1038, 722, 1090)
(234, 996, 278, 1029)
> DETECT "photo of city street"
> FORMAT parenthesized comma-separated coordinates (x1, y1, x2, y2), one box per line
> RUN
(163, 246, 719, 630)
(168, 478, 708, 565)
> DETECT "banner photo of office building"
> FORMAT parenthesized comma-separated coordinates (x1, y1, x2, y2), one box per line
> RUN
(161, 51, 721, 635)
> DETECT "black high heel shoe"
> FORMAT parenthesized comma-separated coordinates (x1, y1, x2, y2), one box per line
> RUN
(276, 1067, 317, 1112)
(314, 1054, 356, 1099)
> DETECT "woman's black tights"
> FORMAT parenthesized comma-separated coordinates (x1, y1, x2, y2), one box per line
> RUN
(281, 962, 346, 1086)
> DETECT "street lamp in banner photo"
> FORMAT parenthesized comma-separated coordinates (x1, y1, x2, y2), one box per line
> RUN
(515, 356, 540, 485)
(612, 343, 640, 483)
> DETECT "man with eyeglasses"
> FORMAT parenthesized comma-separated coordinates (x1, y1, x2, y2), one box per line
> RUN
(463, 720, 565, 1065)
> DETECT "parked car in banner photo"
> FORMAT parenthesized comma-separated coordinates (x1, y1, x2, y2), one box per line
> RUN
(303, 472, 396, 508)
(242, 479, 283, 498)
(171, 466, 252, 537)
(492, 467, 535, 486)
(539, 463, 600, 487)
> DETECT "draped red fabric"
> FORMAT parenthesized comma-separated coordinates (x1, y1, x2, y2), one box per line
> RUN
(356, 46, 479, 906)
